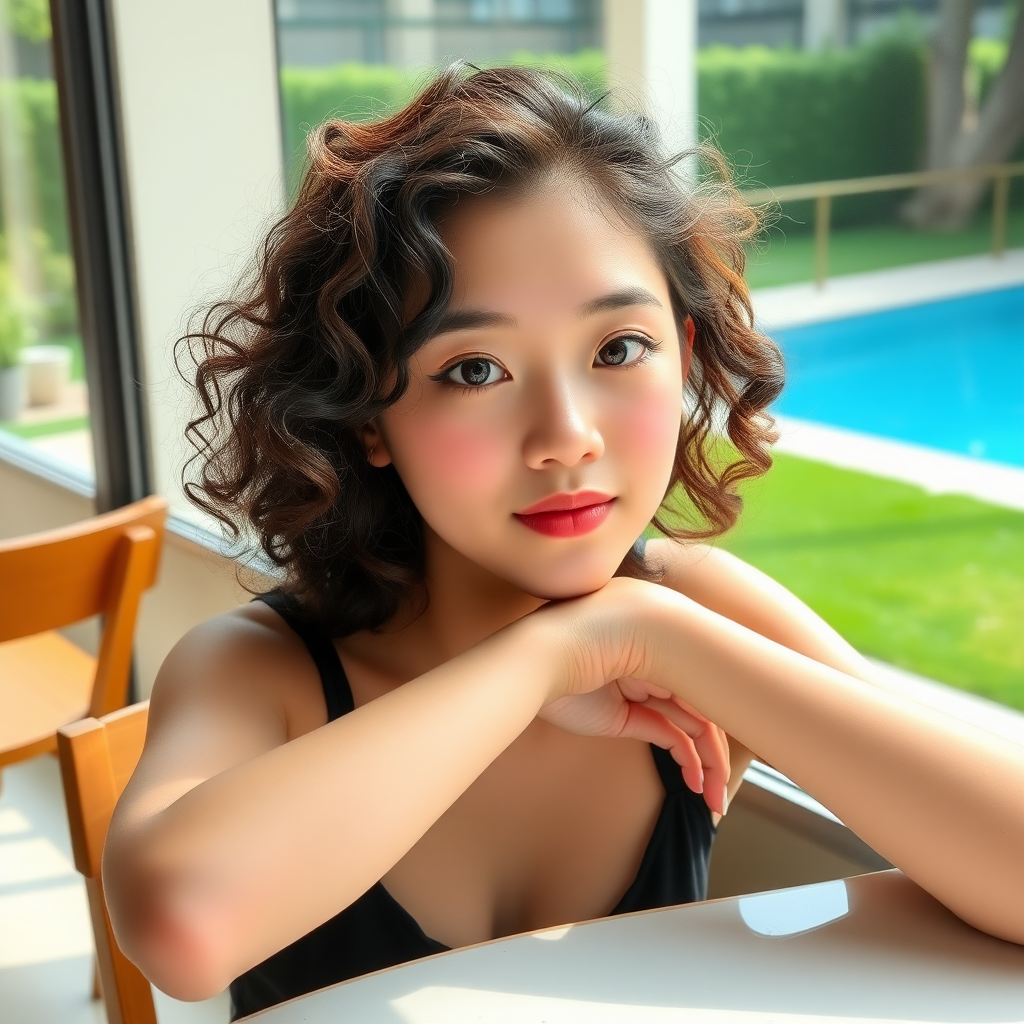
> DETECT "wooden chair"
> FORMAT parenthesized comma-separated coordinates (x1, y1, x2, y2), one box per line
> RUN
(59, 702, 157, 1024)
(0, 495, 168, 779)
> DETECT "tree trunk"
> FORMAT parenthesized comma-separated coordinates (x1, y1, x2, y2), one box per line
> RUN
(903, 2, 1024, 230)
(924, 0, 975, 170)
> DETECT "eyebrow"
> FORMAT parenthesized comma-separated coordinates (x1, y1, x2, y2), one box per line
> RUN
(431, 286, 664, 338)
(433, 308, 518, 335)
(577, 287, 664, 318)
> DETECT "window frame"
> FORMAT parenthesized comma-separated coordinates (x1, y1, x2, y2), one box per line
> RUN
(48, 0, 151, 512)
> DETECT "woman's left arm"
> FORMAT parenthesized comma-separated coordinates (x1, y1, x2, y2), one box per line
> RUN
(623, 543, 1024, 943)
(649, 539, 873, 682)
(649, 539, 879, 806)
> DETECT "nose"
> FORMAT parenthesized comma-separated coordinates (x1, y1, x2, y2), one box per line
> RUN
(521, 374, 605, 470)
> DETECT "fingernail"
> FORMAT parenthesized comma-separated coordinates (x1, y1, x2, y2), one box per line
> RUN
(699, 768, 705, 792)
(721, 786, 729, 816)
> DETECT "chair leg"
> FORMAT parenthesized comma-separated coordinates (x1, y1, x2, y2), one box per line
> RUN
(92, 957, 102, 1000)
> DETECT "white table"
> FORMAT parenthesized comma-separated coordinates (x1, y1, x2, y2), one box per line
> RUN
(248, 870, 1024, 1023)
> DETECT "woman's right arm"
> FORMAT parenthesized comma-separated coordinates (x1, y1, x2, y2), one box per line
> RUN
(104, 607, 568, 1001)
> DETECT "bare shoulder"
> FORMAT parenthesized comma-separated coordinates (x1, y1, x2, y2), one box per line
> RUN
(644, 536, 785, 607)
(645, 537, 869, 679)
(151, 600, 325, 738)
(115, 600, 328, 828)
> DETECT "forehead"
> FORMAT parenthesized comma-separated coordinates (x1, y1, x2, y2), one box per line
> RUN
(437, 177, 671, 318)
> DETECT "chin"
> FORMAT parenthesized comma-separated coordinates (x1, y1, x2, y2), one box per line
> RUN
(512, 561, 621, 602)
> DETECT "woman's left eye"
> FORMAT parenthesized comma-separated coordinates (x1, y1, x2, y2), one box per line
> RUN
(594, 334, 655, 368)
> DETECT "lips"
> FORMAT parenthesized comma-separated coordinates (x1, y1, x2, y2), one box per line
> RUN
(514, 491, 615, 538)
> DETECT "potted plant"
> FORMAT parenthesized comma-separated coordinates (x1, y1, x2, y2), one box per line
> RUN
(0, 294, 27, 423)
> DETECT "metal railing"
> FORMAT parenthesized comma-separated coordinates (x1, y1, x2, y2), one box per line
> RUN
(741, 161, 1024, 289)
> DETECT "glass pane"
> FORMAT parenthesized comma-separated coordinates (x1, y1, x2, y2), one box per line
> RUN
(268, 0, 1024, 720)
(274, 0, 602, 194)
(693, 8, 1024, 714)
(0, 1, 91, 481)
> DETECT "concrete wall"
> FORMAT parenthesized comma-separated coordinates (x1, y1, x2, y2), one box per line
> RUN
(603, 0, 697, 155)
(108, 0, 285, 526)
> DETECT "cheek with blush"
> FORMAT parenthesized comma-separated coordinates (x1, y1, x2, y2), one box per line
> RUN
(388, 412, 513, 518)
(607, 385, 682, 494)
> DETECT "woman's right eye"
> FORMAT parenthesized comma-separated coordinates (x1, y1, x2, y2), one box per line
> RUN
(438, 358, 506, 388)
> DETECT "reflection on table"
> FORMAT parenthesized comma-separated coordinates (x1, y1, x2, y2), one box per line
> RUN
(248, 870, 1024, 1023)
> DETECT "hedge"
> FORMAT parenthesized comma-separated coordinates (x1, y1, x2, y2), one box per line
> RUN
(0, 34, 1012, 273)
(278, 36, 930, 226)
(0, 79, 75, 336)
(697, 34, 927, 226)
(972, 37, 1008, 103)
(698, 36, 925, 185)
(280, 62, 415, 189)
(0, 79, 69, 254)
(279, 49, 606, 194)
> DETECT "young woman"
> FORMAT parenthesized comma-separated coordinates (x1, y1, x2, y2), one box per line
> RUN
(103, 66, 1024, 1019)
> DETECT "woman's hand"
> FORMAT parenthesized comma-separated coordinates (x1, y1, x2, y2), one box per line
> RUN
(539, 680, 730, 812)
(530, 569, 1024, 947)
(532, 577, 731, 814)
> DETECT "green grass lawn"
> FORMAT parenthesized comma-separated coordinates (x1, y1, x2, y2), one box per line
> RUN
(745, 207, 1024, 289)
(0, 414, 89, 439)
(664, 453, 1024, 711)
(0, 334, 88, 438)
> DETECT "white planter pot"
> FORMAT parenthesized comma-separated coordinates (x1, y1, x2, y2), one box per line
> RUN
(0, 364, 27, 422)
(22, 345, 72, 406)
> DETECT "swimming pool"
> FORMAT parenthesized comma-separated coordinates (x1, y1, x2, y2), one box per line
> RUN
(770, 285, 1024, 468)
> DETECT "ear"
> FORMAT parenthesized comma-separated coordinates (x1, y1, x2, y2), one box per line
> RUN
(361, 420, 393, 468)
(681, 316, 695, 384)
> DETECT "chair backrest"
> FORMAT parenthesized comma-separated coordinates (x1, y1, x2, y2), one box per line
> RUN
(58, 702, 157, 1024)
(0, 496, 168, 718)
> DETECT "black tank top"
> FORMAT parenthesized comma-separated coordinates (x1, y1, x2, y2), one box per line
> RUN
(229, 589, 716, 1020)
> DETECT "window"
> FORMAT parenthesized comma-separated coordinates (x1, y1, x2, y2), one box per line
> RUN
(0, 1, 91, 485)
(275, 0, 602, 196)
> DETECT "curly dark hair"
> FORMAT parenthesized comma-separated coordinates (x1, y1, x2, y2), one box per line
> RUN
(180, 63, 784, 637)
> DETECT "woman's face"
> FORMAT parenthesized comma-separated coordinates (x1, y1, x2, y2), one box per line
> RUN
(367, 177, 687, 599)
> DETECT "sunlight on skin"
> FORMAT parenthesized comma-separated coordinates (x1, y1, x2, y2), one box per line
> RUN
(347, 178, 726, 813)
(101, 161, 1024, 1011)
(364, 177, 690, 611)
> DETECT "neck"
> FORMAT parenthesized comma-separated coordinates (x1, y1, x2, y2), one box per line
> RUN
(340, 525, 545, 680)
(419, 526, 546, 659)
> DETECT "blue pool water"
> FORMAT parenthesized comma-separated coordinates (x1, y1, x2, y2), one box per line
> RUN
(771, 286, 1024, 467)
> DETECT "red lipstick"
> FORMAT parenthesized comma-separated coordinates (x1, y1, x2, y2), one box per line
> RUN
(514, 491, 615, 538)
